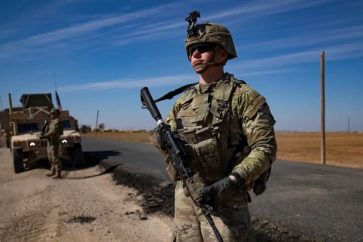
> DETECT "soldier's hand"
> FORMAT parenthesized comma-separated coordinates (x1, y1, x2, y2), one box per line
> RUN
(200, 177, 231, 199)
(200, 174, 246, 198)
(150, 127, 167, 152)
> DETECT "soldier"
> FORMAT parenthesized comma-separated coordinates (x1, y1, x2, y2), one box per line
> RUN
(42, 108, 63, 179)
(160, 14, 277, 242)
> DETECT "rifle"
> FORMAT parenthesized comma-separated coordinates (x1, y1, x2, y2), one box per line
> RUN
(140, 87, 224, 242)
(41, 120, 49, 137)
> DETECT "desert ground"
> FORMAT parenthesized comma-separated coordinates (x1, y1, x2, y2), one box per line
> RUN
(1, 131, 361, 242)
(85, 131, 363, 169)
(0, 144, 173, 242)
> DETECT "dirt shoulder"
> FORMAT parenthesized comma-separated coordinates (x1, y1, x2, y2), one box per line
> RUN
(0, 147, 173, 242)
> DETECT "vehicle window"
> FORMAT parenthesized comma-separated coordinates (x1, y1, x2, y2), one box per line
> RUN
(60, 120, 72, 130)
(17, 123, 39, 134)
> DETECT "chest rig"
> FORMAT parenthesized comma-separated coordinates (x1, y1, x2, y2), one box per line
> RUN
(175, 77, 245, 183)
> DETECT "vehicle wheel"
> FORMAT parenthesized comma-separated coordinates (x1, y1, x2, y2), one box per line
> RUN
(5, 135, 10, 148)
(13, 149, 25, 173)
(71, 144, 84, 166)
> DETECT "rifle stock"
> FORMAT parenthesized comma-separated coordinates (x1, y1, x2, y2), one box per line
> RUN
(140, 86, 224, 242)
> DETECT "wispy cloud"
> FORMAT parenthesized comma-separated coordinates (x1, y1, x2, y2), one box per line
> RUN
(116, 0, 335, 47)
(0, 4, 175, 59)
(60, 39, 363, 93)
(27, 0, 80, 19)
(206, 0, 332, 21)
(0, 0, 79, 41)
(240, 68, 299, 77)
(60, 74, 195, 92)
(112, 21, 184, 45)
(0, 0, 336, 59)
(60, 68, 300, 92)
(326, 42, 363, 60)
(238, 24, 363, 52)
(231, 41, 363, 71)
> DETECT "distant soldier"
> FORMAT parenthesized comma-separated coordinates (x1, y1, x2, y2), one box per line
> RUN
(42, 108, 63, 179)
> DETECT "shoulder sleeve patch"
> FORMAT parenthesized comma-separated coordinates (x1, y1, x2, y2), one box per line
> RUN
(244, 95, 266, 119)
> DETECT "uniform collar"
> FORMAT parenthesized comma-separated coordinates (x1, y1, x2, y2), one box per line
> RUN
(197, 73, 228, 94)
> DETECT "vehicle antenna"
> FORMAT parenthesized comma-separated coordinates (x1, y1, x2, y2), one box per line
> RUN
(53, 72, 58, 91)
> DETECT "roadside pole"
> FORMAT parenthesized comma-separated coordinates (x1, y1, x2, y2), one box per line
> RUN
(95, 109, 99, 137)
(321, 51, 326, 165)
(347, 117, 350, 134)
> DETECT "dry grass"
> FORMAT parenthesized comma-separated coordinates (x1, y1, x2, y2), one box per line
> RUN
(84, 131, 363, 169)
(276, 132, 363, 168)
(85, 131, 151, 143)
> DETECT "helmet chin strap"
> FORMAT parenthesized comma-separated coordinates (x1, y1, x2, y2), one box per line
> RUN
(192, 49, 226, 74)
(193, 62, 225, 74)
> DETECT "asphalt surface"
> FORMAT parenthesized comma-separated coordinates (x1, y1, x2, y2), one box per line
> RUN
(83, 136, 363, 242)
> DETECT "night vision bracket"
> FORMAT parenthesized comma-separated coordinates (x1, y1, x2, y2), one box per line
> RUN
(185, 10, 200, 37)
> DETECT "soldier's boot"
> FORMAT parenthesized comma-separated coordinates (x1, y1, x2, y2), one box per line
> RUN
(46, 168, 56, 177)
(52, 170, 62, 179)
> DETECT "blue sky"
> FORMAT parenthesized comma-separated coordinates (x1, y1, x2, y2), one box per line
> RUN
(1, 0, 362, 131)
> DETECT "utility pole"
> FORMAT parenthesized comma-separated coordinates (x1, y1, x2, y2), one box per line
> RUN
(347, 117, 350, 134)
(321, 50, 326, 165)
(95, 109, 99, 137)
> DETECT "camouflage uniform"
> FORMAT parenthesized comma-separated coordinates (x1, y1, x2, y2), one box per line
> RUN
(43, 115, 63, 174)
(153, 14, 277, 241)
(165, 73, 277, 242)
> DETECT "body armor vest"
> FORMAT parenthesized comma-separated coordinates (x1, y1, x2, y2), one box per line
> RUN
(175, 75, 248, 183)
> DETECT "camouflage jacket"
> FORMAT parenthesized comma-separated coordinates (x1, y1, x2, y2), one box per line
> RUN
(43, 118, 63, 144)
(166, 72, 277, 187)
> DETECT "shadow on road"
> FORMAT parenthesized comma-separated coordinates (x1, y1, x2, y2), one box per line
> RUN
(83, 150, 121, 166)
(63, 150, 122, 179)
(108, 164, 314, 242)
(112, 167, 175, 216)
(32, 150, 120, 173)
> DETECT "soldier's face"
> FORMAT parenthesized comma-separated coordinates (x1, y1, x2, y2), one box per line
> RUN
(189, 44, 214, 65)
(190, 45, 227, 73)
(189, 44, 215, 73)
(189, 44, 227, 64)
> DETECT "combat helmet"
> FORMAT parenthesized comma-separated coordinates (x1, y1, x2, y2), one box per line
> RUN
(185, 11, 237, 60)
(50, 108, 60, 115)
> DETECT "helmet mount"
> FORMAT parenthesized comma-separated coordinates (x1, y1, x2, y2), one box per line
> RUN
(185, 11, 200, 38)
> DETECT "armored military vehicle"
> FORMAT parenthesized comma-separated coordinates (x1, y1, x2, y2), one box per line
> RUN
(0, 93, 84, 173)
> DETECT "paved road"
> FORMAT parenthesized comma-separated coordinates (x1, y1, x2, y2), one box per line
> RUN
(83, 136, 363, 242)
(83, 135, 169, 180)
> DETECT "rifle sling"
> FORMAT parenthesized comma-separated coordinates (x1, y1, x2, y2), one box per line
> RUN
(154, 82, 197, 103)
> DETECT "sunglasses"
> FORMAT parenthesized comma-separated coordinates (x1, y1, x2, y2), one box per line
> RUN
(188, 44, 215, 56)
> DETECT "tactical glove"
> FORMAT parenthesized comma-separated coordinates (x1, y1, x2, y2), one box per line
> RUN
(150, 127, 167, 153)
(200, 173, 246, 199)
